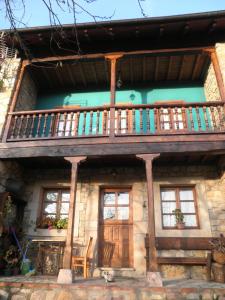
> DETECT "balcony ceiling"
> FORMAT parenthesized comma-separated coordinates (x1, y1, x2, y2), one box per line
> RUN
(29, 52, 210, 91)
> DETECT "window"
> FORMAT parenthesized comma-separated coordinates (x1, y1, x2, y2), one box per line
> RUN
(160, 186, 199, 229)
(41, 189, 70, 220)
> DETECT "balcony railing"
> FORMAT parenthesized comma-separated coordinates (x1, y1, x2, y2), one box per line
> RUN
(4, 101, 225, 141)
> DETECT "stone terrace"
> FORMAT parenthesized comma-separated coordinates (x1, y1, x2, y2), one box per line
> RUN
(0, 276, 225, 299)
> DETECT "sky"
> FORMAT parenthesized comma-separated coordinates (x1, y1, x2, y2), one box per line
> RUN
(1, 0, 225, 29)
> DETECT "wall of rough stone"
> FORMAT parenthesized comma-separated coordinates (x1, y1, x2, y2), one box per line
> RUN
(204, 63, 221, 101)
(21, 163, 225, 278)
(0, 58, 20, 138)
(0, 160, 24, 193)
(15, 70, 37, 111)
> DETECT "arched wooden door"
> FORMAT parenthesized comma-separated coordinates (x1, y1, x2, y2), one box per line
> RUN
(99, 188, 133, 268)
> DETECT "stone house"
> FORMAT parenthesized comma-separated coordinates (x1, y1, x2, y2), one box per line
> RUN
(0, 10, 225, 282)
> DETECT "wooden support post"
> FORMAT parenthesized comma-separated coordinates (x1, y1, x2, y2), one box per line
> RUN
(2, 60, 28, 142)
(136, 154, 160, 272)
(105, 54, 123, 138)
(62, 156, 86, 269)
(210, 50, 225, 100)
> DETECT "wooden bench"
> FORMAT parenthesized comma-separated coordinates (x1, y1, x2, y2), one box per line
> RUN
(157, 252, 212, 281)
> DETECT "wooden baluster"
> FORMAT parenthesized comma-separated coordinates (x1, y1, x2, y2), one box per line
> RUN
(154, 108, 159, 133)
(140, 108, 143, 133)
(132, 109, 135, 133)
(89, 111, 93, 135)
(74, 112, 80, 136)
(196, 106, 202, 131)
(181, 107, 187, 130)
(69, 112, 74, 136)
(54, 113, 60, 136)
(171, 107, 180, 130)
(169, 108, 174, 131)
(49, 113, 55, 137)
(62, 112, 68, 136)
(118, 109, 121, 134)
(36, 114, 42, 137)
(188, 107, 194, 131)
(18, 115, 24, 138)
(10, 116, 17, 139)
(23, 114, 30, 138)
(126, 109, 129, 133)
(210, 106, 217, 130)
(217, 105, 224, 130)
(42, 113, 48, 137)
(160, 108, 165, 130)
(146, 108, 150, 133)
(82, 111, 87, 136)
(29, 114, 35, 138)
(96, 110, 100, 135)
(103, 110, 109, 134)
(203, 106, 209, 131)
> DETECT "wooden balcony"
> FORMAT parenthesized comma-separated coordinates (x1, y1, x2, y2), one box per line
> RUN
(4, 101, 225, 142)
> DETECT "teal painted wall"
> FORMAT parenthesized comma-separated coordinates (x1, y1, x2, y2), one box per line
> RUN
(36, 85, 206, 109)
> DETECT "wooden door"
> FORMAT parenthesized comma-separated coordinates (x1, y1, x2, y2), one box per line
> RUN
(99, 188, 133, 268)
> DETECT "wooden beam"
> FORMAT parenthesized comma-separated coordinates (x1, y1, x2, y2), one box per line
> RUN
(166, 56, 172, 80)
(106, 54, 123, 138)
(62, 156, 87, 269)
(154, 57, 159, 81)
(29, 47, 213, 64)
(178, 55, 185, 81)
(79, 63, 87, 87)
(1, 60, 28, 142)
(136, 154, 160, 272)
(210, 50, 225, 100)
(91, 62, 98, 85)
(191, 54, 202, 80)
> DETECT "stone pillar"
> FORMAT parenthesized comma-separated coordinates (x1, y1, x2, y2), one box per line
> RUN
(136, 154, 162, 287)
(57, 156, 86, 284)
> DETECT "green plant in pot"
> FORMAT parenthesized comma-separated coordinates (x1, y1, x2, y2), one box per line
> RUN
(210, 234, 225, 265)
(3, 245, 21, 276)
(172, 208, 185, 229)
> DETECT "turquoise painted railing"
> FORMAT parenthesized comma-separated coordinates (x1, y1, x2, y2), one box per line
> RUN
(6, 101, 225, 141)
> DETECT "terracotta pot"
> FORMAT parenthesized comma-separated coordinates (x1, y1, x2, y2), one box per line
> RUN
(176, 223, 185, 229)
(213, 250, 225, 265)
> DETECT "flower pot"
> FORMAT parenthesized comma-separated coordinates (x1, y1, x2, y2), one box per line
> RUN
(176, 223, 185, 229)
(213, 250, 225, 265)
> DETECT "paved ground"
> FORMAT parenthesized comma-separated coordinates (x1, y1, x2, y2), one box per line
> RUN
(0, 275, 225, 288)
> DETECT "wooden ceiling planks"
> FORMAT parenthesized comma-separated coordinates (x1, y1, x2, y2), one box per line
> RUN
(29, 53, 209, 91)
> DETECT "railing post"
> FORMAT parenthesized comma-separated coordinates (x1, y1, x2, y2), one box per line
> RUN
(105, 54, 123, 138)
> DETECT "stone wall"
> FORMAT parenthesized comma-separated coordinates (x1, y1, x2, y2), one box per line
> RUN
(0, 58, 20, 138)
(21, 163, 225, 278)
(15, 70, 37, 111)
(204, 63, 221, 101)
(0, 161, 23, 193)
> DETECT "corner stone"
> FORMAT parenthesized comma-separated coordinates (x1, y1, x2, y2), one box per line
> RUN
(57, 269, 73, 284)
(146, 272, 163, 287)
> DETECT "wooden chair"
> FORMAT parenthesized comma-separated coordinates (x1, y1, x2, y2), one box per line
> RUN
(71, 237, 93, 278)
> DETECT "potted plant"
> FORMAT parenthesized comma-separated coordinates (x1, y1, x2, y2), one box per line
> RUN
(54, 218, 68, 230)
(3, 245, 21, 276)
(172, 208, 185, 229)
(210, 234, 225, 264)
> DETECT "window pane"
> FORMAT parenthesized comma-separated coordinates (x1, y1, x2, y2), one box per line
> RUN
(103, 207, 116, 220)
(44, 202, 56, 214)
(62, 192, 70, 202)
(181, 201, 195, 213)
(45, 192, 58, 202)
(104, 193, 116, 205)
(163, 215, 176, 227)
(179, 190, 194, 201)
(117, 207, 129, 220)
(161, 190, 176, 201)
(60, 202, 69, 214)
(118, 192, 129, 205)
(183, 215, 197, 226)
(162, 202, 176, 214)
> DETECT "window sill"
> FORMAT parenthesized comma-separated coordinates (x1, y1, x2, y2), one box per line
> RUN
(34, 228, 67, 236)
